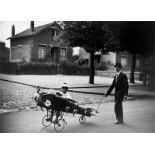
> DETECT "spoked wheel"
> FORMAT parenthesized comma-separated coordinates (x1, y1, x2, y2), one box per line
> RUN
(54, 118, 66, 132)
(79, 116, 86, 124)
(42, 115, 52, 127)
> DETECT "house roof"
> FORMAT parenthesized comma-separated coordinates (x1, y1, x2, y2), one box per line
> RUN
(8, 22, 62, 40)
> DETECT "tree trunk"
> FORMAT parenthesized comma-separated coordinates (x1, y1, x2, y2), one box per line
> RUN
(151, 50, 155, 91)
(130, 53, 136, 83)
(151, 23, 155, 91)
(89, 51, 95, 84)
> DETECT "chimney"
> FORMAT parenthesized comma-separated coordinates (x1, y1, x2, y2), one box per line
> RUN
(12, 24, 15, 36)
(30, 21, 34, 33)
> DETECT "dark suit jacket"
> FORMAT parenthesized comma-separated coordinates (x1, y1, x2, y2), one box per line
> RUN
(106, 72, 129, 100)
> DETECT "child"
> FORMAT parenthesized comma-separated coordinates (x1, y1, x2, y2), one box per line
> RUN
(56, 83, 72, 100)
(53, 83, 72, 124)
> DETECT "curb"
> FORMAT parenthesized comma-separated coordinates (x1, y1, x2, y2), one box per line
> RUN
(0, 78, 154, 97)
(0, 78, 109, 90)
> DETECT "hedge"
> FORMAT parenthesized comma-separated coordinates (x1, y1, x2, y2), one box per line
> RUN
(0, 61, 90, 75)
(17, 62, 57, 75)
(0, 62, 18, 74)
(59, 61, 89, 75)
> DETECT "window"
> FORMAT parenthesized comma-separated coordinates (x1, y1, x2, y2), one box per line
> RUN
(51, 29, 56, 37)
(38, 46, 46, 59)
(18, 45, 22, 51)
(51, 29, 59, 37)
(60, 48, 67, 57)
(51, 29, 60, 40)
(17, 45, 22, 60)
(121, 55, 128, 67)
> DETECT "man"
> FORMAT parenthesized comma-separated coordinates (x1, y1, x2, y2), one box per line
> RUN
(105, 63, 128, 124)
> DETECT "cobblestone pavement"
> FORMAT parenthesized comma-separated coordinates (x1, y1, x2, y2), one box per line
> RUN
(0, 80, 113, 113)
(0, 80, 154, 114)
(0, 81, 36, 113)
(1, 80, 155, 133)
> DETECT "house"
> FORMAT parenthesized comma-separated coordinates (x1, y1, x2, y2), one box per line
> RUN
(76, 47, 147, 71)
(0, 41, 10, 62)
(73, 47, 102, 66)
(116, 51, 152, 72)
(8, 21, 73, 63)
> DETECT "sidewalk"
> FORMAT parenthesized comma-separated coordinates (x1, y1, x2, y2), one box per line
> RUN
(1, 73, 154, 97)
(0, 73, 142, 89)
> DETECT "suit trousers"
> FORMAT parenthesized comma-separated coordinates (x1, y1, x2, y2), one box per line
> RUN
(115, 92, 124, 122)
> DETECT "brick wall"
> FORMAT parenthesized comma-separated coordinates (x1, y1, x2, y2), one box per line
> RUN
(10, 28, 72, 63)
(10, 38, 31, 62)
(32, 29, 51, 62)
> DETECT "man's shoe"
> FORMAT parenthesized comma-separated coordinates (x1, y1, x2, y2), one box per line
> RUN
(115, 120, 124, 124)
(120, 120, 124, 123)
(115, 121, 119, 124)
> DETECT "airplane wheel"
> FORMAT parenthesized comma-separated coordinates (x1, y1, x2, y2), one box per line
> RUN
(79, 116, 86, 124)
(54, 118, 66, 132)
(42, 115, 52, 127)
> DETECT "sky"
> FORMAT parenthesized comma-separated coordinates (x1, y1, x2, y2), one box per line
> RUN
(0, 21, 52, 48)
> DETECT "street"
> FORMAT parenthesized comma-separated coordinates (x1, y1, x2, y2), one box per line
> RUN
(0, 74, 155, 132)
(1, 98, 155, 133)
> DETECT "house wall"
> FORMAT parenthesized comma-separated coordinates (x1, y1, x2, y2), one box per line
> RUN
(116, 51, 132, 70)
(10, 26, 72, 63)
(100, 51, 143, 71)
(116, 51, 148, 71)
(10, 37, 32, 62)
(101, 52, 116, 69)
(32, 29, 51, 62)
(32, 29, 72, 63)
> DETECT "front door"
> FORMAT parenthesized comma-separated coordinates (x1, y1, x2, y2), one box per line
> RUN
(51, 47, 59, 62)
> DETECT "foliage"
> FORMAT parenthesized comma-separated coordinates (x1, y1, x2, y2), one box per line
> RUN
(120, 21, 154, 56)
(62, 21, 120, 83)
(0, 61, 89, 75)
(71, 54, 79, 63)
(18, 62, 57, 75)
(0, 62, 18, 74)
(63, 21, 119, 53)
(119, 21, 155, 83)
(59, 61, 89, 75)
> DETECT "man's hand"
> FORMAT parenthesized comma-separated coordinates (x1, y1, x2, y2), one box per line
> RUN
(105, 93, 108, 97)
(124, 96, 128, 100)
(56, 91, 62, 97)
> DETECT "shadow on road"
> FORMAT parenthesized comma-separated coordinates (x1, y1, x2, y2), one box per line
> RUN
(64, 121, 101, 133)
(40, 126, 54, 133)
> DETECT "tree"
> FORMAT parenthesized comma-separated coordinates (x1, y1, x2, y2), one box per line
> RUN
(62, 21, 119, 84)
(120, 22, 154, 83)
